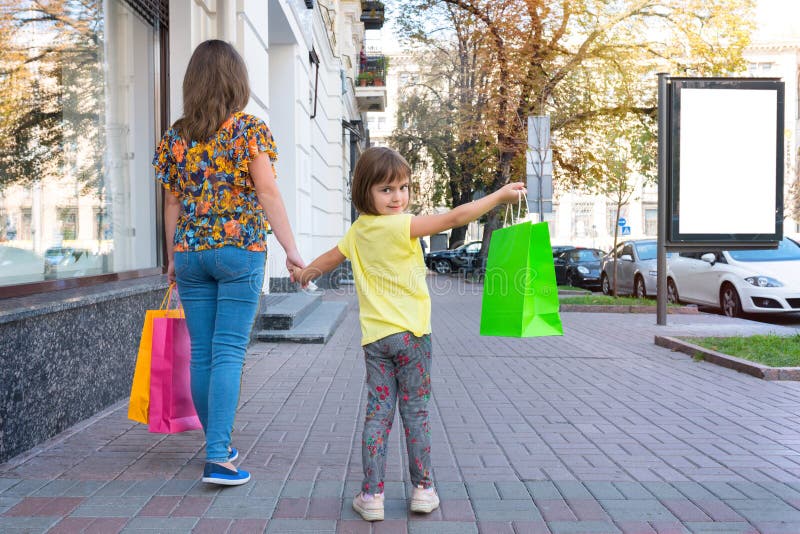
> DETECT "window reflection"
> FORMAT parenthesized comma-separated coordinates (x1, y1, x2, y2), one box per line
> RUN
(0, 0, 157, 288)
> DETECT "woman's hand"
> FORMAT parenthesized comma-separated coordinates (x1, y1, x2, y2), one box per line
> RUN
(285, 249, 306, 283)
(167, 261, 176, 284)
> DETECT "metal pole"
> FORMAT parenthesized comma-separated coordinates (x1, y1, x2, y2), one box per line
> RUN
(656, 73, 669, 326)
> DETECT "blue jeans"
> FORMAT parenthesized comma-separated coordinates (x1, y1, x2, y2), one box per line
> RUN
(174, 246, 265, 463)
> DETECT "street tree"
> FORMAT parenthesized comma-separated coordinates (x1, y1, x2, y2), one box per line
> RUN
(391, 4, 495, 248)
(394, 0, 755, 256)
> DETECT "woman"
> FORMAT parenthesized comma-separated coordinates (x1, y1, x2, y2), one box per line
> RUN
(153, 40, 304, 486)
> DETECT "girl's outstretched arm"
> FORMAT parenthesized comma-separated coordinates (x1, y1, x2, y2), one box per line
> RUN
(410, 182, 526, 238)
(293, 246, 346, 287)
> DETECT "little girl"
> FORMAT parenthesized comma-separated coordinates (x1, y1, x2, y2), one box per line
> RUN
(292, 146, 525, 521)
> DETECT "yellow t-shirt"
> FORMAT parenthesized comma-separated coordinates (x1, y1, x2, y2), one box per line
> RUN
(337, 214, 431, 345)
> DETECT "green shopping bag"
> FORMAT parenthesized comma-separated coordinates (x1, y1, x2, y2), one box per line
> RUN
(480, 220, 563, 337)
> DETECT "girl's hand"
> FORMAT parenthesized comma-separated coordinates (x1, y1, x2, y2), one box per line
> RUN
(496, 182, 527, 204)
(289, 266, 311, 288)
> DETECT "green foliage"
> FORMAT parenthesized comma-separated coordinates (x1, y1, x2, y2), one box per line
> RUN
(394, 0, 756, 197)
(0, 1, 105, 193)
(683, 334, 800, 368)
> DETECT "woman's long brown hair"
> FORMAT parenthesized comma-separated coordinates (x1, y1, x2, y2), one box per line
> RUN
(173, 40, 250, 143)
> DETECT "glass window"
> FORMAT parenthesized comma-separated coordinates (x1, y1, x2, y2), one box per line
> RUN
(634, 242, 657, 261)
(572, 202, 593, 238)
(621, 244, 634, 258)
(571, 249, 602, 262)
(728, 238, 800, 262)
(644, 207, 658, 236)
(0, 1, 159, 289)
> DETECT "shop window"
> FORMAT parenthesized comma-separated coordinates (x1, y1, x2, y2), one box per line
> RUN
(0, 0, 165, 293)
(571, 202, 593, 238)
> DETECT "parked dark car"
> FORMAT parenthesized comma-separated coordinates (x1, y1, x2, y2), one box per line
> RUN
(554, 248, 604, 289)
(425, 241, 482, 274)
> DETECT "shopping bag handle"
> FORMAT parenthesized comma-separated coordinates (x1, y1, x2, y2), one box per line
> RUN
(160, 283, 183, 316)
(504, 190, 530, 226)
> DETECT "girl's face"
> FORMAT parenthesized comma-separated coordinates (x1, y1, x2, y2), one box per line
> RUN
(370, 178, 410, 215)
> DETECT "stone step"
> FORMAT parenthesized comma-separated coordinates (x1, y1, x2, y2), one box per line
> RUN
(254, 301, 348, 344)
(257, 292, 322, 331)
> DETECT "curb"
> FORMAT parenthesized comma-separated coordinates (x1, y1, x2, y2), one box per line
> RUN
(654, 335, 800, 381)
(561, 304, 699, 314)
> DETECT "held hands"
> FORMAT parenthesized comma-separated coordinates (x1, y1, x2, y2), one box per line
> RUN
(495, 182, 527, 204)
(285, 249, 306, 284)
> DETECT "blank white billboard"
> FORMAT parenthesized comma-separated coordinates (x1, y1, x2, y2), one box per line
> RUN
(678, 88, 777, 234)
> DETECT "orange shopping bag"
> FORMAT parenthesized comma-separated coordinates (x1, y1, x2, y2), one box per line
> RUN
(127, 284, 184, 424)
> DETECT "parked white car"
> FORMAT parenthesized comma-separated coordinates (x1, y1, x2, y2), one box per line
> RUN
(667, 238, 800, 317)
(601, 239, 674, 298)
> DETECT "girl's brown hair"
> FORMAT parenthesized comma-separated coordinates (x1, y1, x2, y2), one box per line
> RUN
(173, 40, 250, 142)
(351, 147, 412, 215)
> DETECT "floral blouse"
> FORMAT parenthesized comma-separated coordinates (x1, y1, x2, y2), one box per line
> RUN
(152, 112, 277, 252)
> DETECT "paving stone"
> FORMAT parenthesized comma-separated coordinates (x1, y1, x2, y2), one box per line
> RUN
(681, 522, 757, 533)
(1, 480, 48, 496)
(30, 480, 78, 497)
(436, 482, 468, 500)
(121, 516, 197, 531)
(584, 482, 625, 500)
(467, 482, 500, 500)
(546, 521, 621, 533)
(0, 516, 61, 532)
(599, 499, 676, 522)
(495, 481, 529, 500)
(611, 481, 653, 500)
(280, 480, 314, 499)
(155, 479, 197, 496)
(312, 481, 344, 498)
(408, 522, 479, 533)
(71, 495, 149, 517)
(0, 479, 21, 494)
(471, 499, 541, 521)
(266, 519, 337, 532)
(526, 481, 562, 500)
(554, 481, 592, 500)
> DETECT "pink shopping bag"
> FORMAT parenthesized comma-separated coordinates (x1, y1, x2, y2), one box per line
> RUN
(147, 316, 202, 434)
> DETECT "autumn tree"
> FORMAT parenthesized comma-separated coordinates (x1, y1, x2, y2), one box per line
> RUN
(0, 0, 105, 192)
(391, 3, 495, 248)
(395, 0, 755, 256)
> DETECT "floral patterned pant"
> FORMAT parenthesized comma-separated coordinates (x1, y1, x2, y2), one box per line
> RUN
(361, 331, 433, 495)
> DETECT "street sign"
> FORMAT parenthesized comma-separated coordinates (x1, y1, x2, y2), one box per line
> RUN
(618, 217, 627, 227)
(621, 226, 631, 236)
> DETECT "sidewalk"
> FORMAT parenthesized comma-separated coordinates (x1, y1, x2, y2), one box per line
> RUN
(2, 281, 800, 533)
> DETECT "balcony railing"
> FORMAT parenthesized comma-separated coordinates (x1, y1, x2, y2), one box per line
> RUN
(361, 1, 385, 30)
(357, 54, 387, 87)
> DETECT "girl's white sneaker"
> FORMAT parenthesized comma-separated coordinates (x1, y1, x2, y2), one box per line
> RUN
(352, 492, 384, 521)
(410, 485, 439, 513)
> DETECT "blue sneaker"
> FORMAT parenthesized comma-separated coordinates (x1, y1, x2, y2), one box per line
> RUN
(228, 447, 238, 462)
(202, 462, 250, 486)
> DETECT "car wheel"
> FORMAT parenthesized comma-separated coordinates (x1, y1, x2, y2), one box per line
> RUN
(433, 259, 451, 274)
(566, 271, 576, 287)
(667, 278, 679, 304)
(634, 276, 646, 298)
(601, 273, 610, 295)
(720, 283, 742, 318)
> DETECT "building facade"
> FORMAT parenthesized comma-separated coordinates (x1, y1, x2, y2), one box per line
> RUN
(0, 0, 384, 463)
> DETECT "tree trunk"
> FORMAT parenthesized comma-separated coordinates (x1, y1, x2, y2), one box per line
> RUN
(449, 225, 468, 248)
